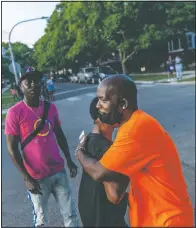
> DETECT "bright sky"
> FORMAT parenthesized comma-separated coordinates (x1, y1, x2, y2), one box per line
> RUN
(2, 1, 58, 47)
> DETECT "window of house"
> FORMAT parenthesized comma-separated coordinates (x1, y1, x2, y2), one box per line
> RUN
(168, 38, 183, 52)
(186, 32, 195, 49)
(187, 35, 193, 49)
(173, 38, 180, 50)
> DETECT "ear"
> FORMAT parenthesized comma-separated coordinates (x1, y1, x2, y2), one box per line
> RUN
(120, 98, 128, 110)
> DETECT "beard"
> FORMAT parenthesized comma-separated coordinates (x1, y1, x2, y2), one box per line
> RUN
(98, 109, 123, 125)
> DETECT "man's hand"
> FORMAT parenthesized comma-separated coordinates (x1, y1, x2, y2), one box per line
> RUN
(67, 160, 78, 178)
(24, 176, 42, 195)
(75, 136, 87, 159)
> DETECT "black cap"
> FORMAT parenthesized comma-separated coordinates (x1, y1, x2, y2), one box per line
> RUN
(19, 70, 42, 85)
(89, 97, 99, 121)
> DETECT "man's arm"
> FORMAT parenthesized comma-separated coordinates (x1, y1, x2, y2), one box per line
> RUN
(103, 176, 129, 204)
(6, 135, 42, 194)
(54, 125, 72, 162)
(54, 125, 77, 177)
(77, 148, 120, 182)
(6, 135, 29, 179)
(77, 149, 129, 203)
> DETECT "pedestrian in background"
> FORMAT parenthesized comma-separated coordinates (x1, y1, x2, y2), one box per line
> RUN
(175, 55, 183, 80)
(10, 86, 17, 102)
(41, 75, 49, 101)
(47, 76, 54, 101)
(167, 55, 174, 82)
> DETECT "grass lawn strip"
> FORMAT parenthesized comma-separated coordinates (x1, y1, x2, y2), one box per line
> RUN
(178, 77, 195, 82)
(2, 89, 17, 109)
(2, 113, 6, 122)
(131, 74, 169, 81)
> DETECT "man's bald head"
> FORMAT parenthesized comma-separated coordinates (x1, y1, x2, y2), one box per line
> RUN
(98, 75, 137, 109)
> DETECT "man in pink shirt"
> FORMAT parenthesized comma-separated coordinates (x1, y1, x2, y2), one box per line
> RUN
(5, 70, 78, 227)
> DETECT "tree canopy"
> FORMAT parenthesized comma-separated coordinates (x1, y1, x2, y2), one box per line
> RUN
(6, 2, 195, 74)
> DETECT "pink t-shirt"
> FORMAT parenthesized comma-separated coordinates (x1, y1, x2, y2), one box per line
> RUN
(4, 101, 64, 180)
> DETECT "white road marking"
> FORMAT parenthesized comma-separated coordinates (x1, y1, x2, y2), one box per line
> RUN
(137, 84, 155, 87)
(54, 86, 97, 96)
(85, 93, 97, 97)
(66, 97, 81, 101)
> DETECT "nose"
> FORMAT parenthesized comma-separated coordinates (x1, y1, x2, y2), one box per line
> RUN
(96, 100, 101, 109)
(31, 80, 40, 87)
(30, 80, 35, 87)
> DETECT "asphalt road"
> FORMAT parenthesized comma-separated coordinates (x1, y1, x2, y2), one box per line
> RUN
(1, 83, 195, 227)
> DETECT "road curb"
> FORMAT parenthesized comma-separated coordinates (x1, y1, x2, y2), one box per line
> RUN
(135, 80, 195, 85)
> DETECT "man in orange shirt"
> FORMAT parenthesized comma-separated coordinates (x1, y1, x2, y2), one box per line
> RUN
(76, 75, 194, 227)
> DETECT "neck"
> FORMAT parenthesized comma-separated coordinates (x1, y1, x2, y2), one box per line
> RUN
(120, 107, 138, 126)
(92, 124, 113, 141)
(23, 97, 40, 107)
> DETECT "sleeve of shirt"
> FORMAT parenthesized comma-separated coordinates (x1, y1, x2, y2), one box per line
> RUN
(4, 109, 20, 136)
(52, 104, 61, 127)
(100, 131, 159, 176)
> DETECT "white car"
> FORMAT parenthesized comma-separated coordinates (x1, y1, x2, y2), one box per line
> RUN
(77, 67, 97, 84)
(70, 75, 78, 83)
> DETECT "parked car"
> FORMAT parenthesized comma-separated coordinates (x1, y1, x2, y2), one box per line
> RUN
(55, 74, 70, 83)
(77, 66, 119, 84)
(77, 67, 98, 84)
(91, 66, 118, 84)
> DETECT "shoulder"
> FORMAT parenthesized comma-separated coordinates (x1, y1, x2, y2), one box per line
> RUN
(47, 102, 59, 116)
(48, 102, 57, 111)
(8, 101, 24, 115)
(118, 109, 161, 139)
(86, 133, 112, 158)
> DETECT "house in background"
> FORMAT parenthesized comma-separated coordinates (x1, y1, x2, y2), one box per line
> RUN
(168, 31, 195, 69)
(98, 31, 195, 74)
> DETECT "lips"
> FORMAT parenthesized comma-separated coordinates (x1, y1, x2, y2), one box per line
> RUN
(29, 89, 37, 94)
(98, 110, 104, 114)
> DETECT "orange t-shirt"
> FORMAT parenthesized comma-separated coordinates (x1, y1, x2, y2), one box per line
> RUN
(100, 109, 193, 227)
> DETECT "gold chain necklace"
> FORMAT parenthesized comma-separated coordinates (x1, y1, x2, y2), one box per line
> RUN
(23, 100, 42, 119)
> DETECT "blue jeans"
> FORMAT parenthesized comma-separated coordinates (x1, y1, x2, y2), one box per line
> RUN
(27, 169, 78, 227)
(175, 63, 183, 79)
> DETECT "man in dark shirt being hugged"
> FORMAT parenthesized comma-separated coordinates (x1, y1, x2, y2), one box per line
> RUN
(78, 97, 129, 227)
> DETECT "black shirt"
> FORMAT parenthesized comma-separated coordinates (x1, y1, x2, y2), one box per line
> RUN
(78, 133, 128, 227)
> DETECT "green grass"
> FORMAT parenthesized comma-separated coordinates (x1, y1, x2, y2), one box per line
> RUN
(2, 88, 18, 109)
(2, 113, 6, 122)
(130, 74, 168, 81)
(178, 77, 195, 82)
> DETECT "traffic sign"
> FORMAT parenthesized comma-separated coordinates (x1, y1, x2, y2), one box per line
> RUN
(9, 62, 21, 75)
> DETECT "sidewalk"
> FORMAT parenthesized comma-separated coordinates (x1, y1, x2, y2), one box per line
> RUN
(134, 72, 195, 84)
(132, 70, 195, 76)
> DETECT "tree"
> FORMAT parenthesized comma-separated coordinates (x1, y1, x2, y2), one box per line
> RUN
(33, 2, 195, 74)
(165, 2, 196, 35)
(2, 57, 15, 82)
(2, 42, 35, 79)
(34, 2, 75, 72)
(63, 2, 169, 74)
(2, 42, 35, 69)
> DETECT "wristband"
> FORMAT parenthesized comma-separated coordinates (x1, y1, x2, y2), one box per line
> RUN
(76, 146, 86, 152)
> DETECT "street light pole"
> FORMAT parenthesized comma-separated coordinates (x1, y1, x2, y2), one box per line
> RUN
(8, 16, 49, 85)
